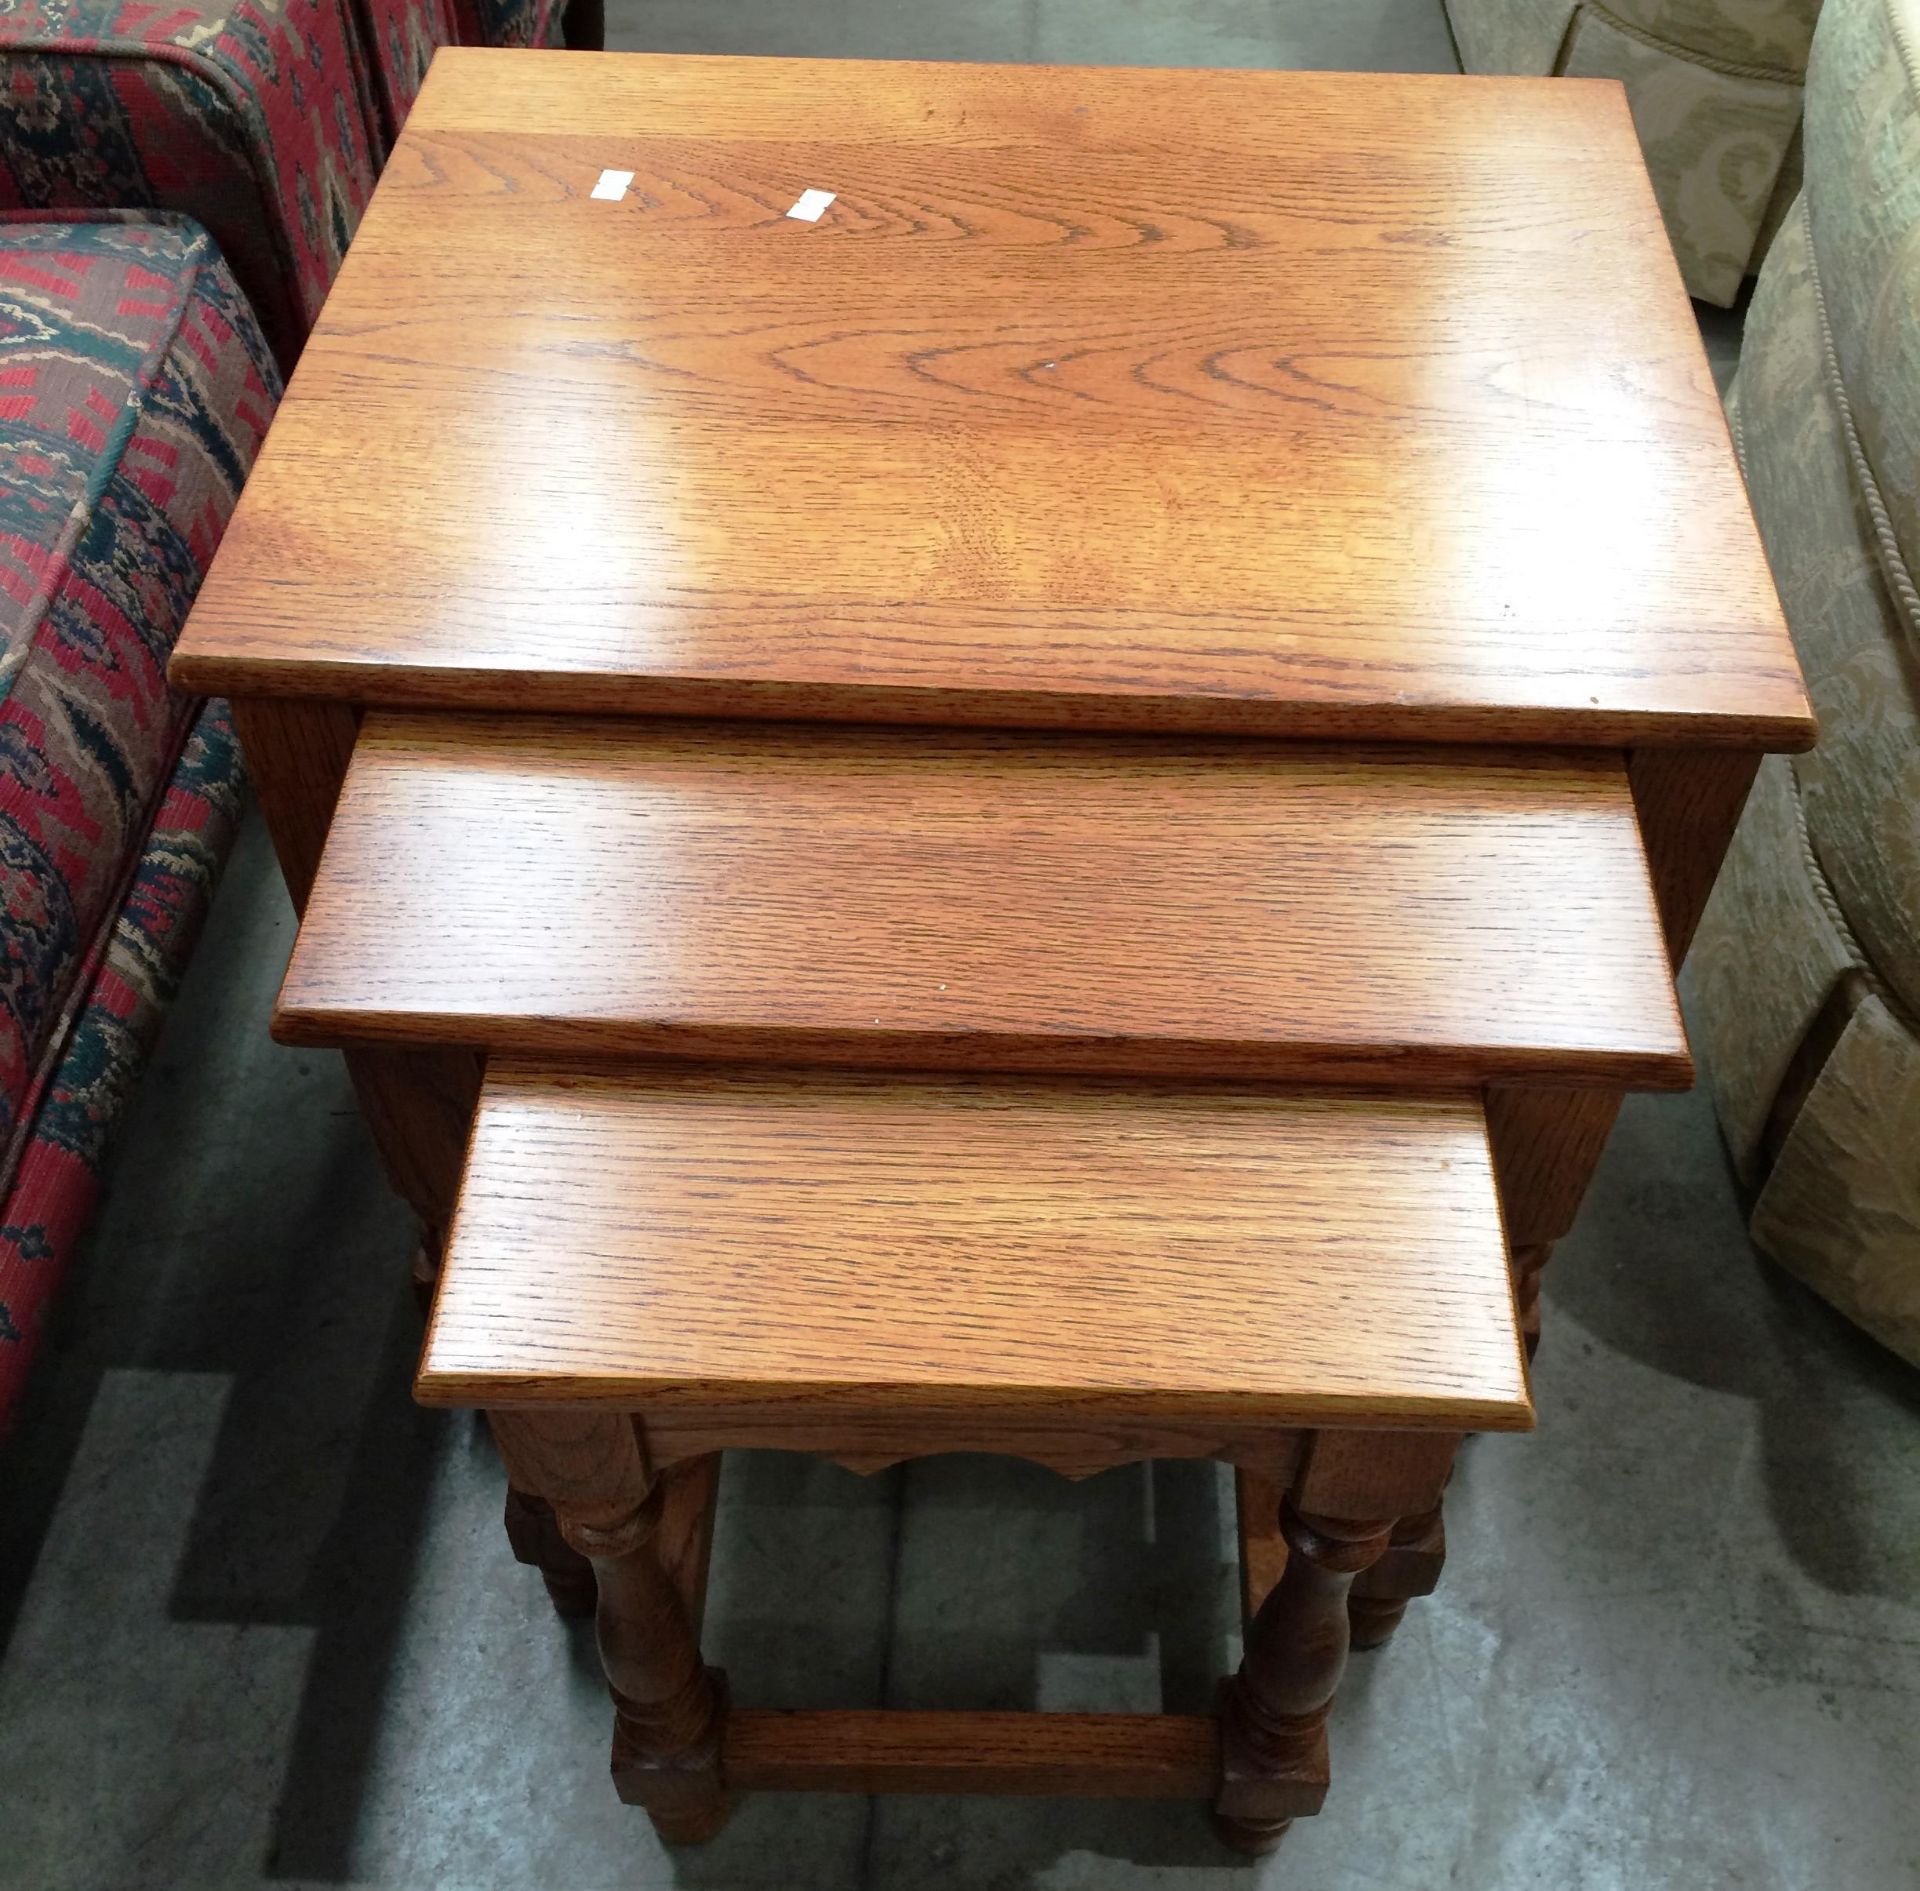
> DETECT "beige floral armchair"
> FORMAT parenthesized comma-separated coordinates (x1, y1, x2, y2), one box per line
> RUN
(1687, 0, 1920, 1364)
(1446, 0, 1821, 303)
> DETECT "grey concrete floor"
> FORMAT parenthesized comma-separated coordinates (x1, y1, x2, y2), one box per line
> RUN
(4, 3, 1919, 1887)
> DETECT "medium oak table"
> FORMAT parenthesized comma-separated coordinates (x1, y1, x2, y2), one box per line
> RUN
(167, 42, 1813, 1853)
(170, 46, 1812, 1259)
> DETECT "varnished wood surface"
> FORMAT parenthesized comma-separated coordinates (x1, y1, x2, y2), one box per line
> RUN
(720, 1710, 1220, 1798)
(1217, 1501, 1386, 1847)
(1290, 1427, 1460, 1521)
(173, 51, 1809, 752)
(418, 1064, 1532, 1430)
(490, 1408, 728, 1842)
(278, 716, 1690, 1092)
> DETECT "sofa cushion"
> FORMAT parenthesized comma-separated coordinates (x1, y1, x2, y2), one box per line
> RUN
(0, 0, 384, 364)
(1444, 2, 1819, 77)
(0, 213, 278, 1182)
(354, 0, 566, 142)
(1562, 3, 1806, 301)
(1446, 0, 1814, 301)
(362, 0, 462, 141)
(1689, 752, 1860, 1180)
(1607, 0, 1820, 70)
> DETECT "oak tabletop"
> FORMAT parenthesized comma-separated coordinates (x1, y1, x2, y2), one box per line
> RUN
(276, 713, 1691, 1090)
(417, 1064, 1532, 1430)
(173, 49, 1809, 751)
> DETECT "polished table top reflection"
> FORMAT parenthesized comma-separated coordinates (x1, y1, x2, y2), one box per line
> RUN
(172, 48, 1810, 753)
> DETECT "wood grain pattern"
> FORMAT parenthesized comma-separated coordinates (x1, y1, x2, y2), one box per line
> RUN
(173, 51, 1809, 753)
(418, 1064, 1532, 1431)
(1236, 1457, 1459, 1645)
(1290, 1427, 1460, 1521)
(278, 716, 1689, 1092)
(720, 1710, 1220, 1798)
(341, 1043, 481, 1237)
(1348, 1502, 1448, 1650)
(1237, 1468, 1289, 1632)
(501, 1481, 598, 1618)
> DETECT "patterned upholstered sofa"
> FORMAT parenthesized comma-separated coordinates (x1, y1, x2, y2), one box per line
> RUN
(1445, 1, 1823, 304)
(1688, 0, 1920, 1365)
(0, 0, 565, 369)
(0, 0, 580, 1436)
(0, 213, 281, 1434)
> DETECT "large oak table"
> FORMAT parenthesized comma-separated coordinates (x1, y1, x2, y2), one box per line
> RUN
(170, 45, 1813, 1849)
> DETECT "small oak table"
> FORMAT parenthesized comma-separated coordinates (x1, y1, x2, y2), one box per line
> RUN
(423, 1064, 1533, 1848)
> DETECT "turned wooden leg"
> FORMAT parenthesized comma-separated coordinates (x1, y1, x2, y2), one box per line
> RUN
(1346, 1500, 1446, 1650)
(491, 1410, 729, 1844)
(1215, 1499, 1393, 1855)
(1512, 1242, 1550, 1363)
(1344, 1591, 1408, 1651)
(502, 1483, 599, 1618)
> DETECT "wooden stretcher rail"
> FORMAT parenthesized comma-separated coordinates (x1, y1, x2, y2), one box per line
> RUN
(720, 1709, 1223, 1799)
